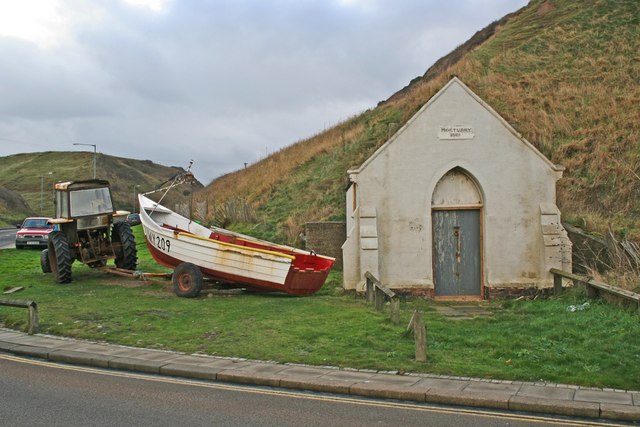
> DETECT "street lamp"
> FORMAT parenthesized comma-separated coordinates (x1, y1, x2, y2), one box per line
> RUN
(72, 143, 97, 178)
(39, 172, 53, 215)
(132, 184, 140, 213)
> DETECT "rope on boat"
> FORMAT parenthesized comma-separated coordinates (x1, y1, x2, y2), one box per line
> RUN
(141, 161, 195, 217)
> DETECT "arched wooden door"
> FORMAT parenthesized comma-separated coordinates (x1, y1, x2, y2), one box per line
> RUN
(431, 168, 483, 299)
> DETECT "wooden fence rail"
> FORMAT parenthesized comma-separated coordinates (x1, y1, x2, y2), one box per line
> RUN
(550, 268, 640, 312)
(0, 299, 39, 334)
(364, 272, 400, 324)
(363, 272, 426, 363)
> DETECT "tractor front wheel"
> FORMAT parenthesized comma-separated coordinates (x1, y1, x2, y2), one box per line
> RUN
(48, 232, 72, 283)
(172, 262, 203, 298)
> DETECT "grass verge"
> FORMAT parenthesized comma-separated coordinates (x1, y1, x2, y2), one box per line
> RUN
(1, 226, 638, 390)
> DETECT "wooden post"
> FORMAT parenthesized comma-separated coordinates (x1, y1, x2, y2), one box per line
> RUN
(27, 302, 39, 335)
(390, 297, 400, 325)
(413, 310, 427, 363)
(375, 288, 384, 311)
(365, 275, 374, 303)
(365, 271, 400, 322)
(553, 272, 562, 295)
(550, 268, 640, 308)
(0, 299, 39, 335)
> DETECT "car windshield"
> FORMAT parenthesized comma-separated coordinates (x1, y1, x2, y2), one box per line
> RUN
(22, 219, 51, 229)
(70, 187, 113, 216)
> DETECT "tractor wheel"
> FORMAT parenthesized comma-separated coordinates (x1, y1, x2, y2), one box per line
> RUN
(48, 232, 72, 283)
(112, 222, 137, 270)
(172, 262, 203, 298)
(40, 249, 51, 273)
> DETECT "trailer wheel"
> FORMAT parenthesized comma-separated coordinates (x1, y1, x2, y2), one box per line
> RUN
(112, 222, 137, 270)
(172, 262, 203, 298)
(40, 249, 51, 273)
(48, 232, 72, 283)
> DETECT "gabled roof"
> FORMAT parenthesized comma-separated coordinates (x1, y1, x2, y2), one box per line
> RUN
(348, 77, 564, 176)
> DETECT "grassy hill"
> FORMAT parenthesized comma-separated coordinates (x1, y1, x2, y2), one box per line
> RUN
(0, 152, 203, 225)
(195, 0, 640, 246)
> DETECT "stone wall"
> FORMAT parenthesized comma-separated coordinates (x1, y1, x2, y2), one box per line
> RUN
(304, 222, 346, 270)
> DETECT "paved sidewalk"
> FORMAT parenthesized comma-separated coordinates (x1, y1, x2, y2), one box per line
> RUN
(1, 328, 638, 422)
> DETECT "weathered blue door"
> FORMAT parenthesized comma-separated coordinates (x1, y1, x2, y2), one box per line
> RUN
(433, 209, 481, 297)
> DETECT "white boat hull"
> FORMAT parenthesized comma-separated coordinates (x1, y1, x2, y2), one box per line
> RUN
(138, 195, 334, 294)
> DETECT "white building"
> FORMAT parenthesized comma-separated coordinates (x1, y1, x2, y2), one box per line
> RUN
(342, 77, 571, 299)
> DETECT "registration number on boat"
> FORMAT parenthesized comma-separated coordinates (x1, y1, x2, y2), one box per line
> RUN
(148, 231, 171, 252)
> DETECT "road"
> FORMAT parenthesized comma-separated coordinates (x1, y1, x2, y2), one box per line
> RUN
(0, 354, 625, 427)
(0, 228, 17, 249)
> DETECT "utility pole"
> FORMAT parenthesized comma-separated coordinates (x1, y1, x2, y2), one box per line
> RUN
(39, 172, 53, 215)
(72, 143, 97, 178)
(132, 184, 140, 213)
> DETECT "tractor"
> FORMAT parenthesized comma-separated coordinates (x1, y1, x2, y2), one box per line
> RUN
(41, 179, 137, 283)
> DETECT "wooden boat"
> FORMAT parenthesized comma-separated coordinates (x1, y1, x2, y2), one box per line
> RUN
(138, 194, 335, 297)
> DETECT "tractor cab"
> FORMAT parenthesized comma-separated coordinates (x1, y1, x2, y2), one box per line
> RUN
(42, 179, 137, 283)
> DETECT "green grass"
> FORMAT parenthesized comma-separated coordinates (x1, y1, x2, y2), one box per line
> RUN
(199, 0, 640, 243)
(225, 107, 403, 244)
(1, 226, 639, 390)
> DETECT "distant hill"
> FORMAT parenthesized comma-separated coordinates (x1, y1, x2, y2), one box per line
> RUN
(0, 151, 203, 225)
(0, 187, 34, 225)
(195, 0, 640, 245)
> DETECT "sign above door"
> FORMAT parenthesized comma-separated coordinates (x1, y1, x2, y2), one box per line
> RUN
(438, 126, 474, 140)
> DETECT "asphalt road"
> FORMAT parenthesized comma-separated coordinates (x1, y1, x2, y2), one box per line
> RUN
(0, 228, 17, 250)
(0, 354, 622, 427)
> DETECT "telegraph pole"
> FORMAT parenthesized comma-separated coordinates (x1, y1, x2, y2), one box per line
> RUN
(73, 143, 97, 178)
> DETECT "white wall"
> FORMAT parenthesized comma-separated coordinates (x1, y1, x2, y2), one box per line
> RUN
(343, 78, 565, 292)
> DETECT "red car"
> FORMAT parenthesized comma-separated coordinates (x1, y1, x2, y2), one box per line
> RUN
(15, 217, 54, 249)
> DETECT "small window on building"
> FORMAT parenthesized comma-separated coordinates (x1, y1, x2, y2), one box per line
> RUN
(352, 183, 358, 212)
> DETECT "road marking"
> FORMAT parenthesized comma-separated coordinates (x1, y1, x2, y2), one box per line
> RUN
(0, 353, 626, 426)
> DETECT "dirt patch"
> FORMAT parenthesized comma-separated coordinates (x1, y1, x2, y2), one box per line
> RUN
(435, 305, 495, 321)
(537, 1, 556, 17)
(91, 269, 172, 289)
(203, 331, 220, 340)
(97, 279, 148, 288)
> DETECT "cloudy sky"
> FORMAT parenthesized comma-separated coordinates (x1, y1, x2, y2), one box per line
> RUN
(0, 0, 527, 184)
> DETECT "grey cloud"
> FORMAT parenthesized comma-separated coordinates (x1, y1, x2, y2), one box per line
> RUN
(0, 0, 527, 183)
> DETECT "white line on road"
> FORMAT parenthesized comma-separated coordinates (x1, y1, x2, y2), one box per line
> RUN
(0, 353, 625, 427)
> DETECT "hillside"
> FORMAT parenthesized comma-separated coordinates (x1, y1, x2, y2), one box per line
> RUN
(0, 152, 203, 225)
(196, 0, 639, 245)
(0, 187, 33, 224)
